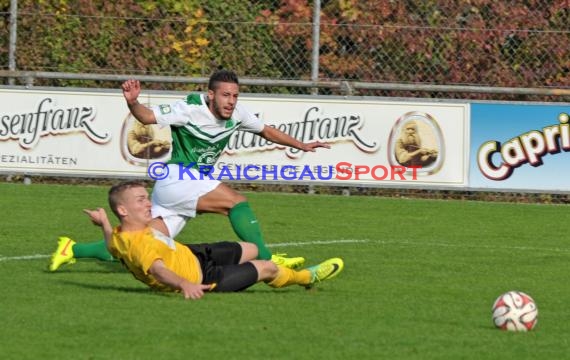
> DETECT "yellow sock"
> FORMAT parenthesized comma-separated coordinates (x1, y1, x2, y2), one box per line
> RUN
(267, 265, 311, 288)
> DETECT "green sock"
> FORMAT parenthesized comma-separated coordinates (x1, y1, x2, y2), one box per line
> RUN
(228, 202, 272, 260)
(72, 240, 115, 261)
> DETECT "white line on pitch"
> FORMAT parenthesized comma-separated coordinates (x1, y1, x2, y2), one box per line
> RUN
(0, 254, 50, 262)
(383, 240, 570, 253)
(269, 239, 369, 247)
(273, 239, 570, 253)
(2, 238, 569, 262)
(0, 240, 366, 262)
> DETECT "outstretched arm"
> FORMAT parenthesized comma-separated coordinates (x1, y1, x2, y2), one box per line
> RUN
(121, 79, 157, 125)
(149, 260, 213, 300)
(258, 125, 330, 152)
(83, 208, 114, 247)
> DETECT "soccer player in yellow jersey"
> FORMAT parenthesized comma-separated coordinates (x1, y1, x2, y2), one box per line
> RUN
(83, 181, 343, 299)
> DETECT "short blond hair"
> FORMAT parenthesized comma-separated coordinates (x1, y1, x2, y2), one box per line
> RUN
(108, 181, 146, 218)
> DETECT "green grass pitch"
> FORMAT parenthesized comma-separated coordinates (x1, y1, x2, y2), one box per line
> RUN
(1, 182, 569, 359)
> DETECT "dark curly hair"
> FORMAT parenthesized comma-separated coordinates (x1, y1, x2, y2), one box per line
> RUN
(208, 69, 239, 91)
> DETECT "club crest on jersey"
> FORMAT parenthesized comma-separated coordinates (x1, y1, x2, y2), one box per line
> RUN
(197, 150, 219, 166)
(159, 104, 172, 114)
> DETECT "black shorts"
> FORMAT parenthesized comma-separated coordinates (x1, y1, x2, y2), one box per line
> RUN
(185, 241, 258, 292)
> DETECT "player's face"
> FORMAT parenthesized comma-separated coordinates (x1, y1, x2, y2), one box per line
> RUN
(208, 82, 239, 120)
(121, 187, 153, 225)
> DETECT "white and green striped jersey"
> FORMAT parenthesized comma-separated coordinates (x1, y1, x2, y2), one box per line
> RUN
(151, 93, 263, 171)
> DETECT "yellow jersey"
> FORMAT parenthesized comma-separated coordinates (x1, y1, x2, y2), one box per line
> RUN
(108, 226, 201, 291)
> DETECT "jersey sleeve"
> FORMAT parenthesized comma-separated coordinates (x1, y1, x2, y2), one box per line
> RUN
(235, 102, 264, 133)
(151, 100, 192, 127)
(107, 229, 122, 259)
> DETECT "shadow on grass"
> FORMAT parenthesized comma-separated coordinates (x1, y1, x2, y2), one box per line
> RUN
(57, 279, 172, 297)
(46, 263, 327, 297)
(57, 279, 291, 297)
(42, 260, 125, 274)
(62, 278, 315, 296)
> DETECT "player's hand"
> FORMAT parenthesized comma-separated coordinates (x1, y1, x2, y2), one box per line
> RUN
(300, 141, 331, 152)
(179, 281, 214, 300)
(121, 79, 141, 105)
(83, 208, 109, 227)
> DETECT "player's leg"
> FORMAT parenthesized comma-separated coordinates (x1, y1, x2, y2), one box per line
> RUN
(187, 241, 257, 292)
(49, 237, 115, 272)
(211, 258, 345, 291)
(190, 241, 257, 265)
(197, 183, 304, 267)
(238, 242, 258, 263)
(265, 258, 345, 289)
(199, 241, 343, 289)
(208, 262, 259, 292)
(196, 183, 275, 260)
(190, 241, 344, 291)
(194, 182, 246, 215)
(192, 245, 278, 292)
(73, 240, 114, 261)
(215, 258, 345, 289)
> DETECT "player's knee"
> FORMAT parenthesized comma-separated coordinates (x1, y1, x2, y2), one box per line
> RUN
(239, 242, 258, 263)
(232, 193, 247, 205)
(253, 260, 278, 281)
(262, 261, 279, 279)
(219, 192, 247, 213)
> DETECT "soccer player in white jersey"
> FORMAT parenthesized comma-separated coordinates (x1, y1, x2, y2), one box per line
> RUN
(50, 70, 329, 271)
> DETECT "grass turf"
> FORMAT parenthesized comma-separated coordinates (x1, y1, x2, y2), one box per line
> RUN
(1, 182, 568, 359)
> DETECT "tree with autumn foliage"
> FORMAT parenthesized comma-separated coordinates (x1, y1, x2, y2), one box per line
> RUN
(261, 0, 569, 90)
(0, 0, 278, 89)
(1, 0, 568, 95)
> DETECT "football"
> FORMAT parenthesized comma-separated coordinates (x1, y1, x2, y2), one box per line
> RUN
(492, 291, 538, 331)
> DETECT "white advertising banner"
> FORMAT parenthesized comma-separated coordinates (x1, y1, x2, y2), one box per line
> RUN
(221, 97, 470, 187)
(0, 88, 148, 177)
(0, 88, 469, 187)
